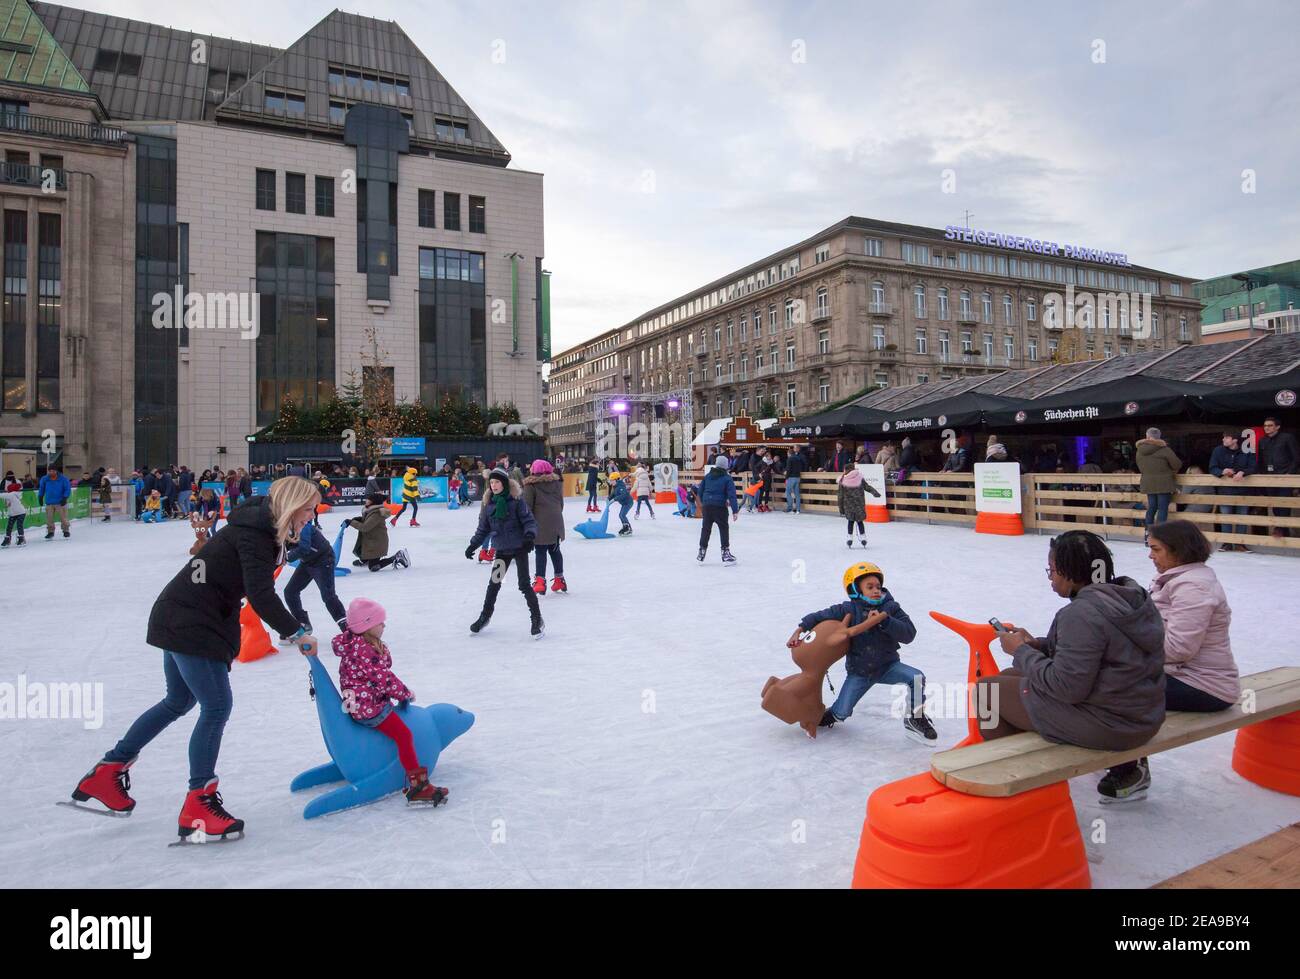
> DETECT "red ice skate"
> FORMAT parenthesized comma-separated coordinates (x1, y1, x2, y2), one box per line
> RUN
(551, 575, 568, 594)
(532, 575, 546, 595)
(176, 778, 244, 842)
(68, 760, 135, 816)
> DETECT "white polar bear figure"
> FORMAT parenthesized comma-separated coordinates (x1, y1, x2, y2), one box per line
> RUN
(503, 423, 530, 436)
(486, 422, 510, 436)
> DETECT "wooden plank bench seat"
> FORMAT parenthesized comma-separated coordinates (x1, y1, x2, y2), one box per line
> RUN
(930, 667, 1300, 798)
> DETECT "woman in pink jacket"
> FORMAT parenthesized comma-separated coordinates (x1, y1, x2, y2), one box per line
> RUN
(1099, 519, 1241, 803)
(331, 598, 448, 806)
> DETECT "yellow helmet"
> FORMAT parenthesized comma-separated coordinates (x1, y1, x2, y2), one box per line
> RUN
(842, 561, 884, 594)
(319, 479, 330, 489)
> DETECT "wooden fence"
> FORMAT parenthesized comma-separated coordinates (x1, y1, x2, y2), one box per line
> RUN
(677, 469, 1300, 551)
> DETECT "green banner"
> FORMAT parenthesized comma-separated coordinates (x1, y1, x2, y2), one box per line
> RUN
(0, 486, 91, 528)
(539, 270, 551, 361)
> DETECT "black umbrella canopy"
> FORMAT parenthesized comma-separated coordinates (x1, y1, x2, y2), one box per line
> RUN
(984, 374, 1221, 428)
(777, 403, 890, 439)
(1194, 368, 1300, 416)
(871, 391, 1020, 435)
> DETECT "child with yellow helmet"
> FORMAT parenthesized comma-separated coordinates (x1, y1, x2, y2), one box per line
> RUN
(390, 467, 422, 528)
(789, 561, 936, 744)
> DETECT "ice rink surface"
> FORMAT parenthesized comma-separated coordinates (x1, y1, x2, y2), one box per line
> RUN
(3, 498, 1298, 888)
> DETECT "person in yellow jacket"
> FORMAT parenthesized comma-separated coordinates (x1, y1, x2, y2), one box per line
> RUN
(390, 467, 422, 527)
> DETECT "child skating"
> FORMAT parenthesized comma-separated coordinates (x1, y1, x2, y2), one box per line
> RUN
(464, 468, 543, 637)
(390, 466, 421, 527)
(345, 493, 410, 572)
(836, 467, 880, 548)
(329, 598, 447, 806)
(1, 472, 26, 547)
(521, 459, 568, 595)
(608, 473, 634, 536)
(142, 489, 165, 523)
(633, 464, 655, 519)
(790, 561, 936, 744)
(696, 455, 739, 565)
(282, 518, 349, 637)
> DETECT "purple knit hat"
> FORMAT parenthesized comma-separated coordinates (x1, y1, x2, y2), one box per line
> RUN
(530, 459, 554, 475)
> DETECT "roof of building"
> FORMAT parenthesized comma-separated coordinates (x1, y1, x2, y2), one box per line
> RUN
(0, 0, 89, 93)
(848, 333, 1300, 414)
(27, 2, 510, 162)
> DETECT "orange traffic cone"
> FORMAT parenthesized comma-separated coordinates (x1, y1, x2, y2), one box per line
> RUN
(236, 566, 283, 664)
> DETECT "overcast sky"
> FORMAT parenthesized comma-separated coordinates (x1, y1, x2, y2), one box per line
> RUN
(87, 0, 1300, 352)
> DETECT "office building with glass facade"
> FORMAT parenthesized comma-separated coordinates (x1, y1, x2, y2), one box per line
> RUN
(0, 1, 546, 475)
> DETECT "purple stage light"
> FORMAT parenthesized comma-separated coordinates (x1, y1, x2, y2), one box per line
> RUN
(611, 401, 628, 414)
(666, 400, 680, 410)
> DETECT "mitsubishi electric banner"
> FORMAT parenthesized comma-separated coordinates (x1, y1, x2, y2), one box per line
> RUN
(974, 463, 1022, 515)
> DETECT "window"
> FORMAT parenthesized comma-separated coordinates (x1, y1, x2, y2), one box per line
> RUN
(1003, 294, 1013, 323)
(714, 326, 721, 348)
(961, 330, 973, 353)
(874, 372, 889, 387)
(915, 329, 927, 354)
(902, 242, 912, 263)
(3, 210, 27, 409)
(819, 377, 830, 403)
(815, 243, 830, 264)
(872, 281, 885, 307)
(768, 304, 777, 333)
(786, 341, 796, 365)
(469, 196, 486, 233)
(255, 169, 276, 210)
(1048, 336, 1059, 358)
(287, 93, 306, 116)
(917, 373, 929, 384)
(815, 287, 828, 318)
(959, 251, 969, 271)
(937, 288, 949, 319)
(873, 326, 885, 350)
(328, 65, 344, 87)
(983, 333, 993, 359)
(285, 173, 306, 214)
(740, 317, 748, 341)
(315, 176, 334, 217)
(785, 299, 797, 327)
(819, 330, 830, 354)
(414, 189, 435, 228)
(1179, 316, 1189, 341)
(1171, 283, 1182, 297)
(36, 213, 59, 410)
(727, 320, 734, 344)
(1026, 299, 1037, 322)
(914, 285, 926, 318)
(1028, 337, 1038, 361)
(756, 348, 765, 368)
(786, 383, 796, 410)
(1151, 312, 1160, 339)
(865, 237, 882, 257)
(939, 330, 950, 361)
(444, 193, 460, 231)
(1004, 335, 1014, 362)
(972, 253, 983, 273)
(982, 292, 993, 323)
(1104, 343, 1113, 359)
(329, 101, 347, 126)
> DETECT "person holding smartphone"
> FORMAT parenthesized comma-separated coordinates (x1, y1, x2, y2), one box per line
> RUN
(979, 531, 1167, 780)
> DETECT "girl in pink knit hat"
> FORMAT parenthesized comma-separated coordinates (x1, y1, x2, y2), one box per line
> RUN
(332, 597, 448, 806)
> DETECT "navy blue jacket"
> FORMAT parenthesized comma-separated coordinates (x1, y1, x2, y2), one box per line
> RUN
(608, 478, 632, 507)
(178, 471, 194, 493)
(586, 466, 599, 491)
(1208, 445, 1257, 493)
(798, 589, 917, 678)
(785, 452, 806, 478)
(287, 521, 334, 568)
(469, 488, 538, 555)
(698, 467, 739, 512)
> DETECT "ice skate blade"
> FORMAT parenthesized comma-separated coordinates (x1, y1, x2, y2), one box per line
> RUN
(902, 729, 938, 748)
(1098, 789, 1149, 805)
(56, 800, 132, 818)
(406, 788, 449, 808)
(169, 829, 245, 847)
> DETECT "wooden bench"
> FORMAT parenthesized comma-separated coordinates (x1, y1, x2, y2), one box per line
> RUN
(930, 667, 1300, 798)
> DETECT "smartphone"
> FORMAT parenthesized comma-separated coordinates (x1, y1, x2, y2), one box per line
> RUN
(988, 617, 1008, 634)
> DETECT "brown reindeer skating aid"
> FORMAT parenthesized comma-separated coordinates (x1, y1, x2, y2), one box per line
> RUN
(762, 612, 883, 738)
(188, 511, 217, 556)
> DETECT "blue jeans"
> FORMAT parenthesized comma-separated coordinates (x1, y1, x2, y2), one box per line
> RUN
(284, 560, 346, 631)
(587, 488, 599, 506)
(617, 500, 632, 526)
(1217, 502, 1249, 537)
(105, 651, 233, 790)
(1144, 493, 1171, 527)
(784, 477, 801, 511)
(830, 661, 926, 720)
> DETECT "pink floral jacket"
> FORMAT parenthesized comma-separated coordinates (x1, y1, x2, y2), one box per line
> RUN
(332, 631, 414, 721)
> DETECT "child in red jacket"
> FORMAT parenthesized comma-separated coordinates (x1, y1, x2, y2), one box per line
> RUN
(333, 598, 448, 806)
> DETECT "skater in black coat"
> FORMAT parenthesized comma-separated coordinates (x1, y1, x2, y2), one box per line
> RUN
(69, 478, 323, 840)
(465, 469, 544, 638)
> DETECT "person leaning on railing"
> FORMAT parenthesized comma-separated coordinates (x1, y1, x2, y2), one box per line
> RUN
(1260, 416, 1299, 539)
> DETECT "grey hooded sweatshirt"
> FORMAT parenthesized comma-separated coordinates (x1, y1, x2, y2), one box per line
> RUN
(1012, 576, 1167, 750)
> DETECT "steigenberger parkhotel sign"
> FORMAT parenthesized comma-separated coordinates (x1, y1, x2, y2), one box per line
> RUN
(944, 226, 1131, 267)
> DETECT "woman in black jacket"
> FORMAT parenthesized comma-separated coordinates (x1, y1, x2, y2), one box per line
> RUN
(465, 468, 542, 638)
(69, 477, 322, 842)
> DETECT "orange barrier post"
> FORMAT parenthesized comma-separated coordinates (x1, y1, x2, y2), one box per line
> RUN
(654, 491, 677, 504)
(975, 511, 1024, 535)
(851, 611, 1090, 889)
(384, 502, 402, 516)
(1232, 711, 1300, 796)
(236, 566, 284, 664)
(866, 504, 890, 523)
(315, 503, 333, 515)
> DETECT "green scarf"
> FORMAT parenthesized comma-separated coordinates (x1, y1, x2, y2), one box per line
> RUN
(492, 492, 509, 521)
